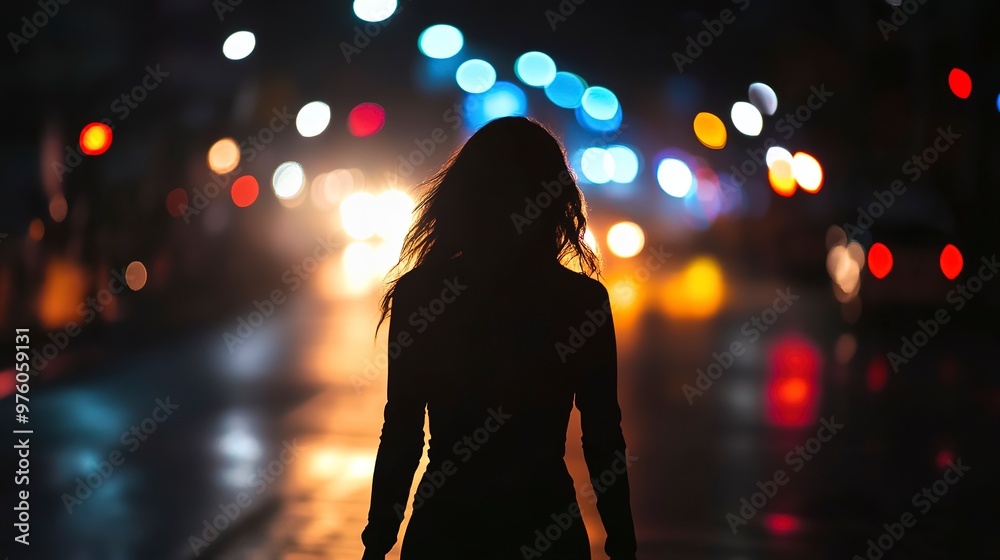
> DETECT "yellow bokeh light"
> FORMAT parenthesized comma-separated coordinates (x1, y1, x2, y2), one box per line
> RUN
(768, 159, 797, 197)
(606, 221, 645, 258)
(792, 152, 823, 193)
(693, 112, 727, 149)
(660, 256, 725, 319)
(125, 261, 147, 291)
(207, 138, 240, 174)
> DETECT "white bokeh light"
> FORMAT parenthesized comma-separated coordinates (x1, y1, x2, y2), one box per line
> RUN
(222, 31, 255, 61)
(730, 101, 763, 136)
(296, 101, 332, 138)
(353, 0, 397, 22)
(272, 161, 305, 199)
(340, 191, 378, 240)
(656, 158, 694, 198)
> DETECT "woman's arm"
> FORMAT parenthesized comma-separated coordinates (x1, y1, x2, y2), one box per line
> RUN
(361, 278, 426, 559)
(575, 284, 638, 560)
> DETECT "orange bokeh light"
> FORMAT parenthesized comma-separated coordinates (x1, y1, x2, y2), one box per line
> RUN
(80, 122, 113, 156)
(231, 175, 259, 208)
(768, 160, 796, 197)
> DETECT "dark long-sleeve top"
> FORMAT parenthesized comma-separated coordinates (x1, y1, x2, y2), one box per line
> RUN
(361, 256, 637, 560)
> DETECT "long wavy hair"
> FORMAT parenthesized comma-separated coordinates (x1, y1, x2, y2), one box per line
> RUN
(377, 116, 600, 333)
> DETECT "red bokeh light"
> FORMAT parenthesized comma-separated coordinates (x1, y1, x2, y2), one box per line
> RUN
(766, 335, 821, 427)
(935, 448, 954, 470)
(348, 102, 386, 137)
(940, 244, 963, 280)
(764, 513, 801, 536)
(868, 242, 893, 279)
(166, 188, 189, 217)
(866, 357, 888, 393)
(231, 175, 259, 208)
(948, 68, 972, 99)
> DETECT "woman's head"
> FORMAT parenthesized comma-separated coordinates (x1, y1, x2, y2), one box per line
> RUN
(378, 117, 599, 328)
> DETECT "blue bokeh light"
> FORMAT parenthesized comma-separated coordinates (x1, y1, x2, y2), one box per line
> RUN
(544, 72, 586, 108)
(581, 86, 619, 120)
(418, 24, 463, 59)
(607, 145, 639, 183)
(456, 59, 496, 94)
(463, 81, 527, 130)
(515, 51, 557, 88)
(575, 103, 622, 133)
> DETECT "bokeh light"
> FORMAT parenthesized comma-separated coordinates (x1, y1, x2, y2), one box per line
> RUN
(166, 188, 189, 216)
(348, 102, 386, 136)
(940, 244, 963, 279)
(463, 82, 527, 129)
(868, 242, 893, 279)
(580, 147, 615, 184)
(207, 138, 240, 174)
(693, 112, 726, 149)
(768, 160, 796, 197)
(49, 196, 68, 222)
(28, 218, 44, 241)
(374, 190, 414, 241)
(231, 175, 259, 208)
(948, 67, 972, 99)
(272, 162, 305, 199)
(660, 257, 725, 319)
(418, 24, 463, 59)
(765, 146, 793, 169)
(656, 158, 694, 198)
(581, 86, 619, 120)
(456, 59, 496, 93)
(341, 191, 378, 240)
(607, 145, 639, 183)
(575, 103, 622, 133)
(606, 221, 645, 258)
(222, 31, 255, 60)
(125, 261, 147, 291)
(353, 0, 397, 22)
(80, 122, 112, 156)
(515, 51, 556, 87)
(730, 101, 763, 136)
(296, 101, 332, 138)
(748, 82, 778, 115)
(792, 152, 823, 193)
(544, 72, 586, 108)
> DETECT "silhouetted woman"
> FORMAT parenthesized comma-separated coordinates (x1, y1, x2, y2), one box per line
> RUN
(362, 117, 637, 560)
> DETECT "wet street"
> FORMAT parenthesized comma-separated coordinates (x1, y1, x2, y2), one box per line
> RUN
(19, 252, 997, 560)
